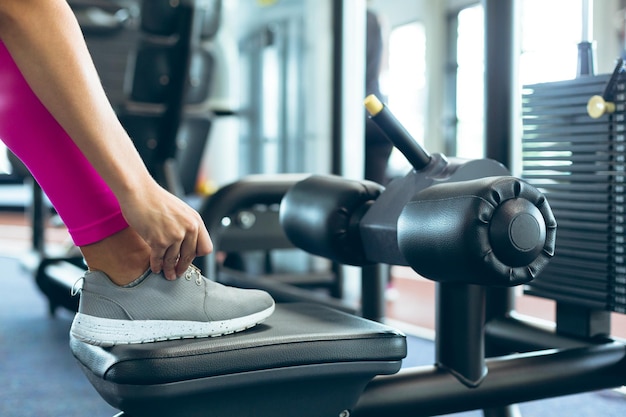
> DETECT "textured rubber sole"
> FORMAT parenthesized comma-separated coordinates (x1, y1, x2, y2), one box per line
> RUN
(70, 304, 275, 347)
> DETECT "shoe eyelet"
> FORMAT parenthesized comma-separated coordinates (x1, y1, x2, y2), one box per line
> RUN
(185, 265, 203, 285)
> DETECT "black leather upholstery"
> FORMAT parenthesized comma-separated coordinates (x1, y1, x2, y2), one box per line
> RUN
(280, 173, 555, 287)
(70, 303, 406, 417)
(398, 176, 556, 286)
(279, 175, 384, 266)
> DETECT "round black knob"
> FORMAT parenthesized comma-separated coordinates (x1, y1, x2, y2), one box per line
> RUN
(489, 198, 546, 267)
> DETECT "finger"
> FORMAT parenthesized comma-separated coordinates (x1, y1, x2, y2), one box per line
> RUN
(175, 233, 198, 277)
(196, 227, 213, 256)
(162, 244, 182, 280)
(150, 249, 166, 275)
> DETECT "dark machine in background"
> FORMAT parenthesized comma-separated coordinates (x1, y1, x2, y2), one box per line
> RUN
(68, 0, 220, 197)
(116, 0, 214, 196)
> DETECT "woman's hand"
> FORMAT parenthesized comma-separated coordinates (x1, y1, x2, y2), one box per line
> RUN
(119, 183, 213, 280)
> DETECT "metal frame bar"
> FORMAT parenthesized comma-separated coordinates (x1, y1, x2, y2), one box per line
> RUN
(353, 339, 626, 417)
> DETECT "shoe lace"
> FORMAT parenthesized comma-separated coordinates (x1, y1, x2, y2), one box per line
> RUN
(184, 264, 203, 286)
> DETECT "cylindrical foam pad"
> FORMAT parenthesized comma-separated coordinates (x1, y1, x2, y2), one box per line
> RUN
(279, 175, 384, 266)
(397, 176, 556, 286)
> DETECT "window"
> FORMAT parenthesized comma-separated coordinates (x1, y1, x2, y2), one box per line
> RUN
(381, 20, 427, 174)
(519, 0, 583, 85)
(452, 0, 583, 159)
(455, 4, 484, 159)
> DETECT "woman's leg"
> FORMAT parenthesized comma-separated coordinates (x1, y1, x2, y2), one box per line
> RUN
(0, 42, 275, 346)
(0, 42, 149, 284)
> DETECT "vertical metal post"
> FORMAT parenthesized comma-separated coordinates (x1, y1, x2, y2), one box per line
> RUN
(361, 263, 387, 322)
(482, 0, 517, 336)
(436, 283, 488, 386)
(331, 0, 344, 176)
(331, 0, 368, 317)
(577, 0, 595, 77)
(330, 0, 365, 178)
(483, 1, 521, 415)
(30, 179, 45, 254)
(483, 0, 515, 168)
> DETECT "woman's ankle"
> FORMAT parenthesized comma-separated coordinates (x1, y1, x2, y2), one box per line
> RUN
(79, 227, 151, 286)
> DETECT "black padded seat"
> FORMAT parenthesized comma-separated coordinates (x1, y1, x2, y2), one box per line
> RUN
(71, 303, 406, 417)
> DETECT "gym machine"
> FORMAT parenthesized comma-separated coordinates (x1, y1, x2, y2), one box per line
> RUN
(41, 1, 626, 415)
(68, 96, 625, 417)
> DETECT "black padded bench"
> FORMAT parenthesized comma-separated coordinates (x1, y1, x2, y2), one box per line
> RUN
(70, 303, 406, 417)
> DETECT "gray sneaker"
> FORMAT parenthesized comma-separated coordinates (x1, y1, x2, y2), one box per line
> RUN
(70, 265, 275, 347)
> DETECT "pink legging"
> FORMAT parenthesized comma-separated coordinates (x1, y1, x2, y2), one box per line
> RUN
(0, 43, 128, 246)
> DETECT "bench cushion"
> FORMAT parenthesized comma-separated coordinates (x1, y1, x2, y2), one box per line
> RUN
(71, 303, 406, 417)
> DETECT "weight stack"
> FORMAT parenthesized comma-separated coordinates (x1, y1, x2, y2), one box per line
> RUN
(521, 72, 626, 314)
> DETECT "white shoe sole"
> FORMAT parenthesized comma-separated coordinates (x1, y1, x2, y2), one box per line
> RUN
(70, 304, 275, 347)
